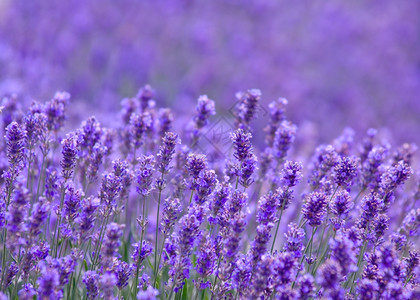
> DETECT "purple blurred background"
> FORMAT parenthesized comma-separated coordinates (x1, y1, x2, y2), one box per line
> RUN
(1, 0, 419, 145)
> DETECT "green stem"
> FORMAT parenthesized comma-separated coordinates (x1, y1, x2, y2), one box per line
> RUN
(153, 173, 164, 287)
(270, 198, 286, 254)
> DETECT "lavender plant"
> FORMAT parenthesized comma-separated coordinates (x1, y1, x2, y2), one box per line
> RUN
(0, 88, 418, 300)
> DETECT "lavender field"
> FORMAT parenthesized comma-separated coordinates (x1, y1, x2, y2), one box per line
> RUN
(0, 0, 419, 299)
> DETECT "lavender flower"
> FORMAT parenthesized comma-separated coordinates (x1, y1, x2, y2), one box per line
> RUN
(283, 223, 305, 259)
(5, 121, 26, 167)
(193, 95, 216, 130)
(161, 197, 181, 235)
(28, 196, 50, 239)
(137, 286, 159, 300)
(194, 169, 217, 204)
(380, 160, 413, 195)
(308, 145, 339, 189)
(83, 271, 100, 300)
(333, 156, 358, 187)
(195, 234, 216, 289)
(280, 160, 303, 188)
(264, 97, 288, 147)
(185, 153, 207, 189)
(100, 272, 117, 300)
(129, 112, 152, 148)
(272, 120, 297, 162)
(77, 196, 100, 239)
(98, 172, 123, 214)
(329, 232, 358, 275)
(101, 223, 124, 269)
(132, 240, 153, 265)
(317, 259, 344, 299)
(113, 260, 133, 290)
(235, 89, 261, 132)
(156, 132, 180, 175)
(136, 155, 156, 196)
(157, 108, 174, 136)
(63, 182, 83, 223)
(230, 128, 253, 162)
(61, 132, 80, 180)
(302, 191, 328, 227)
(44, 91, 70, 132)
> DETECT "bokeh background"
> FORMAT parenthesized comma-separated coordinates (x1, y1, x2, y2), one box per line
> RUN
(1, 0, 419, 146)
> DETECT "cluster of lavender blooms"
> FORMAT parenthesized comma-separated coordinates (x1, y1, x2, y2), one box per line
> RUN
(0, 86, 419, 300)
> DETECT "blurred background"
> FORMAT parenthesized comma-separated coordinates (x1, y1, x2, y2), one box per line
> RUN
(1, 0, 419, 146)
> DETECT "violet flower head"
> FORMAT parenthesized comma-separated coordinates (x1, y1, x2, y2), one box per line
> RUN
(24, 111, 47, 149)
(251, 254, 273, 298)
(361, 145, 388, 189)
(18, 284, 36, 300)
(333, 127, 355, 156)
(271, 251, 296, 287)
(283, 222, 305, 259)
(195, 234, 216, 287)
(195, 169, 217, 204)
(78, 116, 102, 153)
(185, 153, 207, 188)
(333, 156, 358, 187)
(161, 197, 181, 235)
(157, 132, 180, 174)
(7, 183, 29, 238)
(329, 232, 357, 276)
(372, 213, 390, 241)
(77, 196, 100, 238)
(358, 193, 382, 230)
(37, 266, 60, 299)
(136, 155, 156, 197)
(5, 121, 26, 167)
(250, 223, 274, 266)
(297, 273, 315, 300)
(330, 189, 353, 219)
(137, 84, 155, 112)
(356, 279, 379, 300)
(44, 167, 59, 201)
(238, 153, 258, 188)
(280, 160, 303, 188)
(235, 89, 261, 131)
(317, 259, 344, 299)
(302, 191, 328, 227)
(132, 240, 153, 265)
(87, 143, 108, 183)
(379, 160, 413, 195)
(393, 142, 418, 165)
(308, 144, 339, 188)
(44, 91, 70, 132)
(60, 132, 80, 180)
(101, 223, 124, 267)
(264, 97, 288, 147)
(156, 108, 173, 136)
(99, 272, 117, 300)
(113, 260, 133, 290)
(193, 95, 216, 130)
(129, 112, 152, 148)
(400, 208, 420, 237)
(137, 286, 159, 300)
(230, 128, 253, 162)
(256, 191, 280, 225)
(63, 182, 83, 223)
(83, 271, 100, 300)
(273, 120, 297, 162)
(28, 196, 50, 239)
(98, 171, 123, 213)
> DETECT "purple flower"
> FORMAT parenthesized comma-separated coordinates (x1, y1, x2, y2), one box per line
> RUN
(358, 193, 382, 230)
(113, 260, 133, 290)
(77, 196, 100, 239)
(256, 191, 280, 225)
(132, 240, 153, 265)
(234, 89, 261, 132)
(5, 121, 26, 167)
(157, 108, 174, 137)
(60, 132, 80, 180)
(272, 120, 297, 162)
(156, 132, 180, 175)
(264, 97, 288, 147)
(308, 145, 338, 189)
(44, 91, 70, 132)
(380, 160, 413, 194)
(28, 196, 50, 239)
(63, 182, 83, 223)
(317, 259, 344, 299)
(280, 160, 303, 188)
(230, 128, 253, 162)
(101, 223, 124, 269)
(250, 223, 274, 266)
(185, 153, 207, 189)
(329, 232, 357, 276)
(100, 272, 117, 300)
(135, 155, 155, 197)
(137, 286, 159, 300)
(302, 191, 328, 227)
(78, 116, 103, 153)
(98, 172, 123, 214)
(283, 223, 305, 259)
(37, 264, 60, 299)
(333, 156, 358, 187)
(129, 112, 152, 148)
(195, 234, 216, 287)
(83, 271, 100, 300)
(194, 169, 217, 204)
(193, 95, 216, 129)
(297, 274, 315, 300)
(238, 153, 258, 188)
(18, 284, 36, 300)
(161, 197, 181, 235)
(251, 254, 274, 298)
